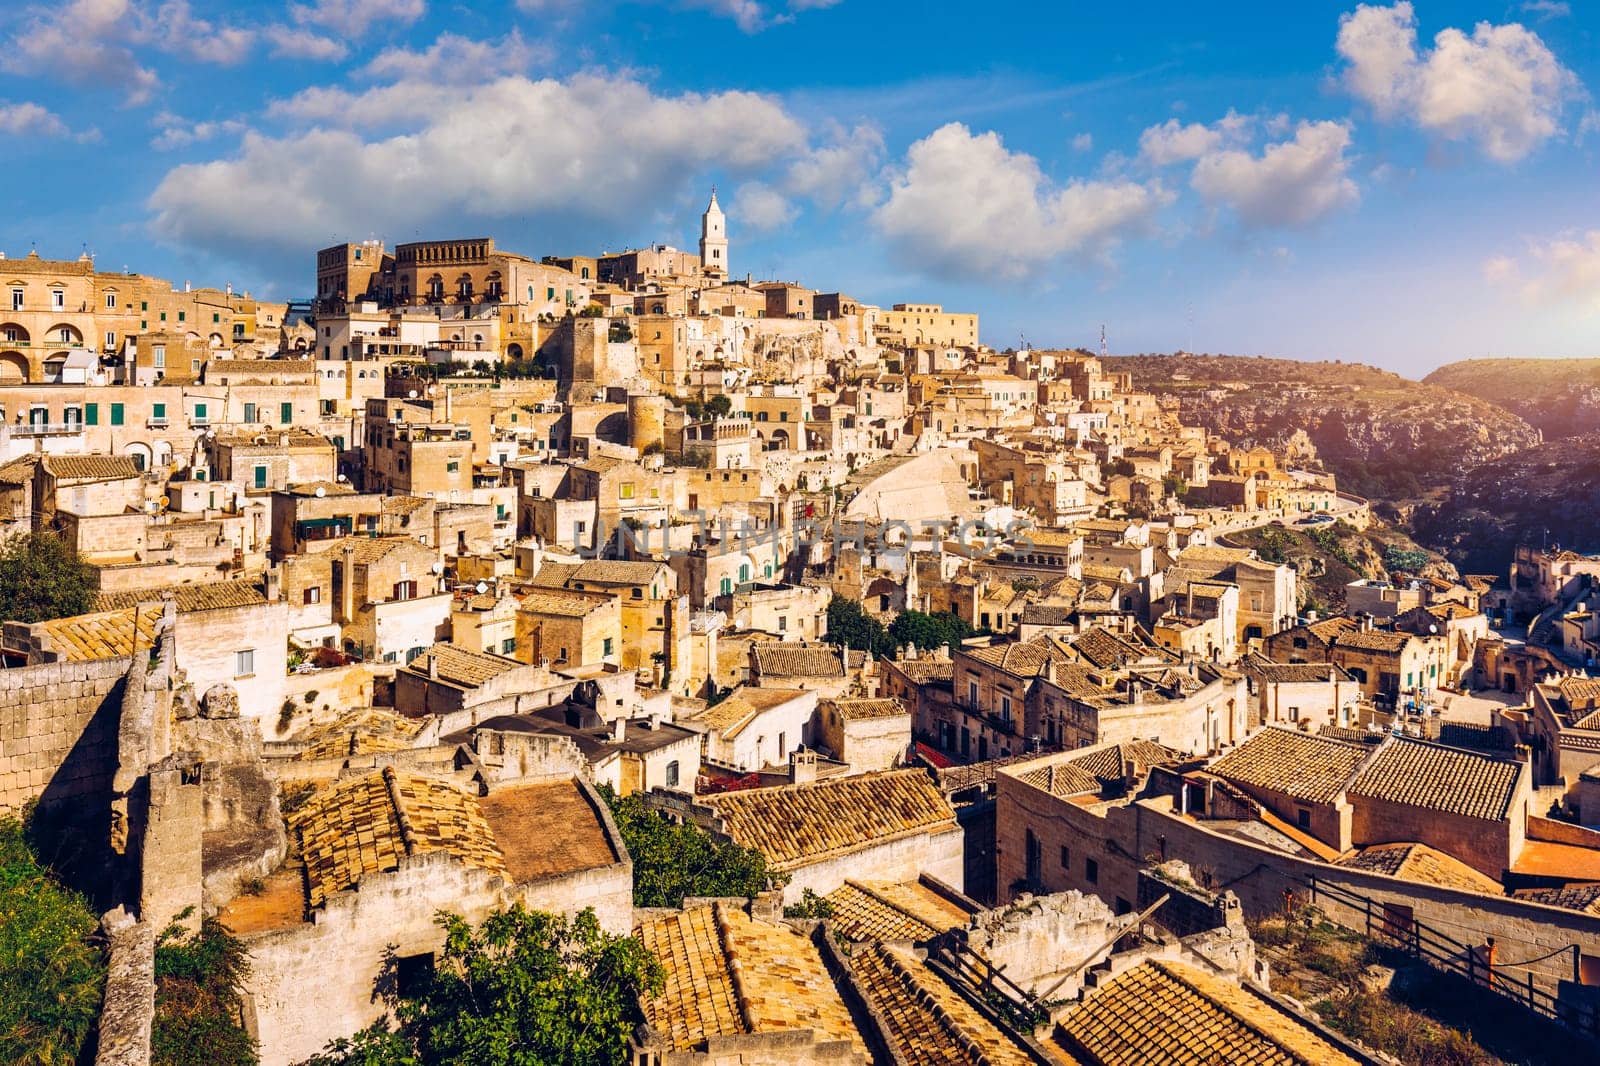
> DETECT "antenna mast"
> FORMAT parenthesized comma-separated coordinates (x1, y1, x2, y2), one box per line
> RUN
(1099, 324, 1108, 359)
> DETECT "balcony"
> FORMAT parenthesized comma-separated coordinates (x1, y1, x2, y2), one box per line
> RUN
(12, 421, 83, 436)
(148, 417, 169, 428)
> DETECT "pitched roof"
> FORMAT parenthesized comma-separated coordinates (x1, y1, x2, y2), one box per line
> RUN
(824, 879, 975, 944)
(290, 768, 507, 909)
(1016, 741, 1190, 798)
(822, 697, 908, 721)
(684, 686, 809, 739)
(1347, 737, 1521, 822)
(700, 769, 958, 872)
(1053, 959, 1363, 1065)
(1511, 882, 1600, 915)
(406, 642, 524, 688)
(1335, 842, 1504, 895)
(635, 903, 866, 1057)
(516, 588, 611, 618)
(752, 642, 855, 678)
(96, 580, 268, 614)
(569, 559, 664, 586)
(41, 454, 142, 482)
(850, 943, 1038, 1066)
(28, 605, 162, 662)
(1208, 727, 1369, 803)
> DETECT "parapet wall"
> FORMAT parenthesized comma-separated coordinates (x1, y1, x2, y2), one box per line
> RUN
(0, 655, 131, 815)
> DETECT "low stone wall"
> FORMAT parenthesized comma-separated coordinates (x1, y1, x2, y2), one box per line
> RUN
(0, 655, 131, 815)
(94, 908, 156, 1066)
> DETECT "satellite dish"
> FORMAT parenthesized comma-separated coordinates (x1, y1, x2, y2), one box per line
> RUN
(1429, 624, 1438, 634)
(430, 561, 443, 574)
(475, 581, 488, 594)
(408, 389, 418, 399)
(315, 486, 326, 498)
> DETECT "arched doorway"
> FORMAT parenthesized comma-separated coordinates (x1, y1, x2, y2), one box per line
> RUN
(0, 351, 28, 383)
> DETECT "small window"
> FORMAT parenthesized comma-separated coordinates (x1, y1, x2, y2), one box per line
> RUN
(234, 649, 255, 677)
(281, 402, 293, 424)
(631, 587, 643, 599)
(303, 587, 321, 605)
(665, 760, 680, 787)
(1296, 808, 1312, 830)
(254, 465, 267, 489)
(1060, 845, 1070, 869)
(51, 289, 64, 310)
(501, 637, 516, 655)
(603, 637, 614, 657)
(446, 460, 459, 473)
(1085, 857, 1098, 884)
(110, 403, 125, 426)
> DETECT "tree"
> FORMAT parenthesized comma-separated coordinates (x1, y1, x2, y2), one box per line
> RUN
(704, 394, 733, 418)
(152, 914, 258, 1066)
(304, 907, 662, 1066)
(0, 814, 106, 1066)
(1383, 545, 1431, 575)
(598, 785, 779, 907)
(826, 596, 894, 658)
(887, 609, 975, 652)
(0, 533, 95, 623)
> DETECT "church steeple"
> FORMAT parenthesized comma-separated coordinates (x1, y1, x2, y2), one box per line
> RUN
(700, 187, 728, 279)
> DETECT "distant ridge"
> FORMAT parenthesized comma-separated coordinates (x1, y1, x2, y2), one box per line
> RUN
(1425, 358, 1600, 439)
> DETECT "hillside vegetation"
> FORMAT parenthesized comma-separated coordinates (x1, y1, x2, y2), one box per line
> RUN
(1424, 358, 1600, 439)
(1105, 354, 1541, 500)
(1412, 433, 1600, 575)
(1229, 520, 1455, 613)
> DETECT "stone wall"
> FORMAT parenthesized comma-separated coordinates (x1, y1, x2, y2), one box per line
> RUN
(0, 654, 130, 815)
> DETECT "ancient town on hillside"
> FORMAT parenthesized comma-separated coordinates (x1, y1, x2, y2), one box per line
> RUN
(4, 198, 1600, 1066)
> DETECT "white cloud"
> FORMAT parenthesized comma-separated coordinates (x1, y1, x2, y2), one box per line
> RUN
(362, 31, 546, 84)
(1520, 1, 1570, 21)
(871, 122, 1170, 277)
(1336, 2, 1584, 161)
(782, 123, 883, 210)
(151, 114, 247, 151)
(1139, 119, 1224, 166)
(0, 101, 70, 138)
(1071, 132, 1094, 152)
(263, 25, 349, 62)
(1190, 120, 1359, 227)
(1485, 231, 1600, 313)
(150, 75, 807, 258)
(681, 0, 840, 33)
(730, 181, 798, 232)
(2, 0, 160, 103)
(290, 0, 425, 36)
(2, 0, 259, 104)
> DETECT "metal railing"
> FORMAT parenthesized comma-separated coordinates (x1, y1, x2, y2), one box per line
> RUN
(1306, 875, 1600, 1041)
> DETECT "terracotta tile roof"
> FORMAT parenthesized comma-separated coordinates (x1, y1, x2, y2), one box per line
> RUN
(1348, 737, 1521, 822)
(1329, 628, 1416, 654)
(1209, 727, 1369, 803)
(1335, 843, 1504, 894)
(635, 903, 866, 1056)
(322, 535, 428, 565)
(296, 710, 425, 761)
(824, 879, 974, 944)
(752, 643, 857, 678)
(823, 697, 907, 721)
(1017, 741, 1190, 797)
(41, 455, 142, 481)
(479, 779, 619, 882)
(96, 580, 267, 614)
(527, 560, 582, 589)
(1053, 959, 1362, 1065)
(851, 943, 1037, 1066)
(962, 635, 1075, 677)
(570, 559, 665, 587)
(0, 455, 39, 484)
(1512, 882, 1600, 915)
(886, 657, 955, 683)
(407, 642, 523, 688)
(30, 605, 162, 661)
(516, 588, 610, 617)
(1245, 658, 1348, 685)
(214, 427, 331, 449)
(1070, 627, 1174, 669)
(290, 768, 507, 909)
(701, 769, 958, 872)
(685, 686, 807, 738)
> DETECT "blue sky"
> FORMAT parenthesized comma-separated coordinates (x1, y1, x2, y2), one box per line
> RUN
(2, 0, 1598, 375)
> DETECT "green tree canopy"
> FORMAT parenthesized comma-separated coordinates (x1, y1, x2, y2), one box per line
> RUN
(886, 609, 976, 653)
(152, 915, 258, 1066)
(304, 906, 662, 1066)
(0, 814, 106, 1066)
(704, 394, 733, 418)
(0, 532, 96, 624)
(598, 785, 779, 908)
(826, 596, 895, 658)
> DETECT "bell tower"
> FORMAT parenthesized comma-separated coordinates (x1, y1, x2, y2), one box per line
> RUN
(699, 188, 728, 279)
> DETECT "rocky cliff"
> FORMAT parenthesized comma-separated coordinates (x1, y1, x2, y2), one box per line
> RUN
(1411, 433, 1600, 575)
(1424, 358, 1600, 439)
(1105, 355, 1543, 500)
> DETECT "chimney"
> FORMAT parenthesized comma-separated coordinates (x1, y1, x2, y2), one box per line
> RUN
(790, 748, 817, 784)
(612, 717, 627, 743)
(263, 566, 281, 603)
(938, 643, 951, 661)
(340, 545, 356, 622)
(427, 653, 438, 680)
